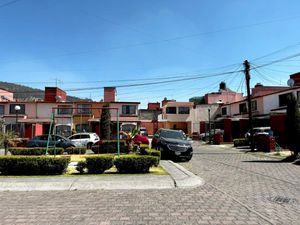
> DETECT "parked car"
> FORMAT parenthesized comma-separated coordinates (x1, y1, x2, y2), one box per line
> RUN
(139, 127, 148, 136)
(245, 127, 273, 142)
(199, 129, 224, 141)
(133, 134, 149, 145)
(151, 128, 193, 161)
(27, 134, 75, 149)
(68, 133, 100, 148)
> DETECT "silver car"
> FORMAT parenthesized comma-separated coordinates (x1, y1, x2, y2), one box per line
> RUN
(68, 133, 100, 148)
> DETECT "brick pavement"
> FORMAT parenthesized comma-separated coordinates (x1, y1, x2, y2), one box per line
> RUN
(181, 143, 300, 225)
(0, 143, 299, 225)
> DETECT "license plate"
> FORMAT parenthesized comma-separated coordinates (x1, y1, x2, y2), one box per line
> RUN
(175, 151, 181, 156)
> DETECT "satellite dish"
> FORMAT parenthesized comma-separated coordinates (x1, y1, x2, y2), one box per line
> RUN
(287, 78, 295, 87)
(55, 95, 62, 102)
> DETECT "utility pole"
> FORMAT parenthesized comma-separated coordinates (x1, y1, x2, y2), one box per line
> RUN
(244, 60, 254, 151)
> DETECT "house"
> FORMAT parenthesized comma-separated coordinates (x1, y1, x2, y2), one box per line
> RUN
(160, 100, 194, 136)
(139, 102, 162, 136)
(219, 73, 300, 143)
(1, 86, 140, 139)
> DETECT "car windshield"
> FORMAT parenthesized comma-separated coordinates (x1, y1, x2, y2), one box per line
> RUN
(160, 130, 185, 140)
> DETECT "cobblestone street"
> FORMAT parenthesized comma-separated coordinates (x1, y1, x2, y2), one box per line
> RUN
(0, 143, 299, 225)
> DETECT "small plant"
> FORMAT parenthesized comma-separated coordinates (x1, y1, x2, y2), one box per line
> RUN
(233, 138, 248, 147)
(0, 156, 70, 175)
(91, 140, 127, 154)
(9, 147, 64, 155)
(85, 154, 114, 174)
(65, 147, 87, 155)
(114, 155, 158, 173)
(76, 160, 87, 174)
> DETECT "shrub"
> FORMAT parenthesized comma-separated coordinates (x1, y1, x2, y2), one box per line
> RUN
(0, 156, 70, 175)
(233, 138, 248, 147)
(9, 147, 64, 155)
(91, 140, 127, 154)
(85, 154, 114, 174)
(76, 160, 87, 174)
(114, 155, 158, 173)
(65, 147, 87, 155)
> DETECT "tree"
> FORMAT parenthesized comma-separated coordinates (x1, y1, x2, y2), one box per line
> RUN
(189, 96, 205, 105)
(100, 105, 111, 140)
(285, 94, 300, 157)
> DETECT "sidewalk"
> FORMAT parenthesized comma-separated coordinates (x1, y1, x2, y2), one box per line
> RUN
(0, 160, 204, 191)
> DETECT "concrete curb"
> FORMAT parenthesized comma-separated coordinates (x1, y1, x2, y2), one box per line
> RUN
(160, 160, 204, 189)
(0, 160, 204, 191)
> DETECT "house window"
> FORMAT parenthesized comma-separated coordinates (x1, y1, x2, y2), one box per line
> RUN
(239, 103, 247, 114)
(221, 107, 227, 115)
(251, 100, 257, 111)
(77, 104, 92, 114)
(57, 105, 73, 115)
(9, 104, 25, 114)
(178, 107, 190, 114)
(0, 105, 4, 115)
(122, 105, 137, 115)
(166, 107, 176, 114)
(75, 124, 90, 132)
(279, 93, 293, 107)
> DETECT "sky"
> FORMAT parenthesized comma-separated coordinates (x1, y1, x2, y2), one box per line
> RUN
(1, 0, 300, 108)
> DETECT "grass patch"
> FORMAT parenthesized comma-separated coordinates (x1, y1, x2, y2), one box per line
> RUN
(0, 165, 168, 178)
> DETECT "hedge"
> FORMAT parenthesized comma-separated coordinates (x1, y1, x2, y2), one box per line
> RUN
(65, 147, 87, 155)
(85, 154, 114, 174)
(0, 156, 70, 175)
(233, 138, 249, 147)
(114, 155, 158, 173)
(91, 140, 128, 154)
(9, 147, 64, 155)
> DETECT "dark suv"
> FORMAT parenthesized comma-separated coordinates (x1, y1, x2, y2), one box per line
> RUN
(151, 128, 193, 161)
(27, 134, 75, 149)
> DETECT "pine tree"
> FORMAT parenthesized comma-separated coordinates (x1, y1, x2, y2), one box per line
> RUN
(285, 94, 300, 156)
(100, 105, 111, 140)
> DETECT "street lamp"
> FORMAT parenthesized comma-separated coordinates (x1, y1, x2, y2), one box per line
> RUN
(15, 105, 21, 135)
(208, 108, 211, 144)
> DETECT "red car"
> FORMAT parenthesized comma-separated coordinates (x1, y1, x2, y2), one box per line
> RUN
(133, 134, 149, 145)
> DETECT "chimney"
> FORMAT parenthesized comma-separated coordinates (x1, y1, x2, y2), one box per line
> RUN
(104, 87, 117, 102)
(162, 97, 175, 107)
(44, 87, 67, 103)
(219, 82, 226, 91)
(290, 72, 300, 86)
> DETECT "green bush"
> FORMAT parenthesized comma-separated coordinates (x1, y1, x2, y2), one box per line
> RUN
(85, 154, 114, 174)
(91, 140, 127, 154)
(233, 138, 249, 147)
(114, 155, 158, 173)
(76, 160, 87, 174)
(0, 156, 70, 175)
(65, 147, 87, 155)
(9, 147, 64, 155)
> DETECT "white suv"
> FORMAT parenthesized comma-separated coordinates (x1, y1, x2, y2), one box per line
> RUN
(68, 133, 100, 148)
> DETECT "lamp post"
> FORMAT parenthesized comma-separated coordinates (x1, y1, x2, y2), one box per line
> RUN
(14, 105, 21, 135)
(208, 108, 211, 144)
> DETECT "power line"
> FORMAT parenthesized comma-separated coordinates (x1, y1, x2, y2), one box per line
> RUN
(0, 0, 22, 9)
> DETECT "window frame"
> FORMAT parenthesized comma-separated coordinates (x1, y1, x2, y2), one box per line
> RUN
(178, 106, 190, 114)
(9, 104, 25, 114)
(166, 107, 177, 114)
(121, 105, 137, 115)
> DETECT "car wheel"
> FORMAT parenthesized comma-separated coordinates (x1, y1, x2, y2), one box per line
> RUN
(87, 142, 93, 149)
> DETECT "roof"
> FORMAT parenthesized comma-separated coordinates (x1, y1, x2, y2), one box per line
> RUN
(88, 116, 140, 123)
(222, 86, 300, 106)
(18, 118, 52, 123)
(164, 102, 194, 107)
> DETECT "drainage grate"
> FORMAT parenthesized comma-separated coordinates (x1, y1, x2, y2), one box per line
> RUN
(270, 196, 297, 204)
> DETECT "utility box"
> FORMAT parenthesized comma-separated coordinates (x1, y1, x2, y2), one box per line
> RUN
(213, 133, 223, 145)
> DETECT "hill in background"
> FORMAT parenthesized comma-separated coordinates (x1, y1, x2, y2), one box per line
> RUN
(0, 82, 92, 102)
